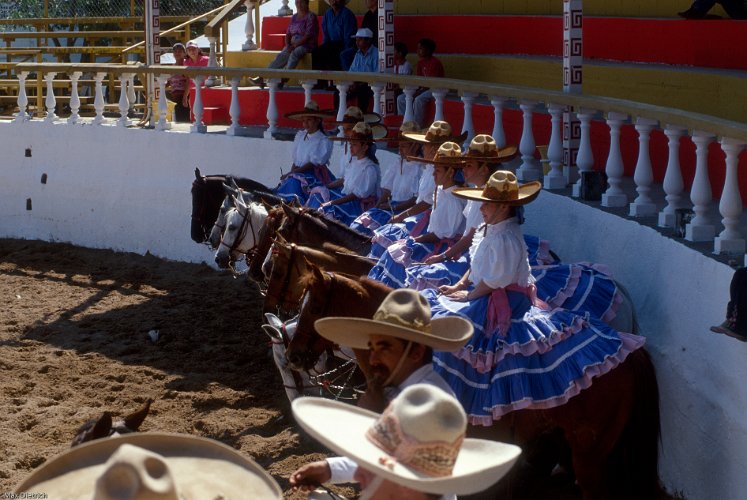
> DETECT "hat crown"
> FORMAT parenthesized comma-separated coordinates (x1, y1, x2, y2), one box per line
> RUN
(468, 134, 498, 156)
(304, 100, 320, 112)
(366, 385, 466, 478)
(372, 289, 432, 333)
(435, 141, 462, 159)
(343, 106, 363, 122)
(399, 121, 421, 134)
(94, 444, 177, 500)
(482, 170, 519, 201)
(424, 121, 452, 141)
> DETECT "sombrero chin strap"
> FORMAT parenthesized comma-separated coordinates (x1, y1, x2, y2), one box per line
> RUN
(383, 341, 413, 387)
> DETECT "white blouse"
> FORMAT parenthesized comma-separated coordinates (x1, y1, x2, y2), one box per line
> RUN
(427, 185, 466, 239)
(381, 157, 422, 202)
(331, 143, 352, 179)
(292, 130, 333, 167)
(415, 164, 436, 205)
(463, 200, 483, 233)
(469, 217, 534, 289)
(342, 157, 380, 199)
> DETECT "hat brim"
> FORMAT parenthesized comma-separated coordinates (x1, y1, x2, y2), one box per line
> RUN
(292, 398, 521, 496)
(402, 130, 468, 144)
(464, 145, 519, 163)
(406, 155, 467, 166)
(14, 432, 282, 498)
(328, 112, 382, 125)
(284, 110, 336, 121)
(328, 124, 388, 141)
(314, 315, 472, 351)
(452, 181, 542, 205)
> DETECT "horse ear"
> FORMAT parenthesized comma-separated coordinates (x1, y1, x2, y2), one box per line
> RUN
(275, 233, 288, 245)
(194, 167, 202, 181)
(123, 399, 152, 432)
(233, 195, 248, 213)
(230, 177, 241, 191)
(309, 260, 323, 280)
(222, 182, 239, 198)
(281, 202, 296, 218)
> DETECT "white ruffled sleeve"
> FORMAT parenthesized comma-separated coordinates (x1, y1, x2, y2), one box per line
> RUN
(469, 221, 533, 289)
(463, 200, 484, 232)
(416, 165, 436, 205)
(307, 133, 333, 166)
(342, 158, 379, 198)
(380, 156, 397, 191)
(427, 187, 466, 239)
(291, 130, 306, 165)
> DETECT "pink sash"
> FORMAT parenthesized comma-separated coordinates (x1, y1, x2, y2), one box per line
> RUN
(486, 284, 550, 338)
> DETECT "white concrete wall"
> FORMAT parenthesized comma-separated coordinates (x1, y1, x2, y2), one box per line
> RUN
(0, 120, 744, 499)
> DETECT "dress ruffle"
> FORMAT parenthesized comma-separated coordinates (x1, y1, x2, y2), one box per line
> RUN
(368, 211, 430, 259)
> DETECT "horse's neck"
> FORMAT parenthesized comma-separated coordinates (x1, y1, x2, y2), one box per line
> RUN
(299, 214, 368, 251)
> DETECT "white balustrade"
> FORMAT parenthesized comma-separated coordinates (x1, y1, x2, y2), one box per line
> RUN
(460, 91, 477, 145)
(334, 81, 351, 137)
(658, 125, 687, 227)
(489, 96, 507, 148)
(156, 74, 171, 131)
(516, 100, 541, 181)
(264, 78, 281, 139)
(66, 71, 82, 125)
(226, 76, 242, 136)
(242, 0, 258, 51)
(14, 71, 29, 123)
(43, 72, 58, 123)
(714, 137, 746, 254)
(92, 72, 106, 125)
(601, 111, 628, 207)
(126, 74, 136, 111)
(571, 108, 595, 197)
(371, 82, 385, 116)
(278, 0, 292, 16)
(401, 86, 417, 124)
(301, 79, 315, 105)
(117, 74, 130, 127)
(191, 75, 207, 133)
(629, 117, 659, 216)
(686, 131, 715, 241)
(544, 103, 565, 189)
(206, 37, 220, 87)
(432, 88, 447, 122)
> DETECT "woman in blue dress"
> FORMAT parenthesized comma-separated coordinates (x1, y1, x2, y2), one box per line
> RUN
(326, 105, 381, 179)
(424, 170, 645, 424)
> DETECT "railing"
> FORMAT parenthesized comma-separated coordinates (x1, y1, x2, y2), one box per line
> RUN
(10, 62, 747, 257)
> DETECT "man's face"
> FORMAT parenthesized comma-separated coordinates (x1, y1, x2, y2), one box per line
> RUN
(356, 36, 372, 52)
(173, 47, 185, 62)
(368, 334, 408, 384)
(329, 0, 343, 10)
(366, 0, 377, 10)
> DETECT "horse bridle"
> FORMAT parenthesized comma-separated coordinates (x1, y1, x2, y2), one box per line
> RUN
(265, 243, 305, 313)
(218, 205, 260, 268)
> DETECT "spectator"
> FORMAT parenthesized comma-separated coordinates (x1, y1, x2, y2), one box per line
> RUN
(182, 41, 209, 111)
(341, 0, 378, 70)
(165, 42, 190, 122)
(679, 0, 747, 18)
(312, 0, 357, 80)
(711, 267, 747, 341)
(396, 38, 445, 128)
(345, 27, 379, 113)
(392, 41, 412, 98)
(267, 0, 318, 73)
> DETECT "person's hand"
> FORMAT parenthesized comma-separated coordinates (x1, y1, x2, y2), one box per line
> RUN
(438, 283, 460, 295)
(181, 92, 189, 107)
(358, 375, 388, 413)
(290, 461, 332, 492)
(446, 289, 470, 302)
(424, 253, 446, 265)
(390, 213, 404, 224)
(321, 201, 332, 208)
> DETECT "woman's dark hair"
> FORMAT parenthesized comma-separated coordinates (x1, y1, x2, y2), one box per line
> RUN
(393, 42, 408, 57)
(418, 38, 437, 55)
(365, 142, 380, 164)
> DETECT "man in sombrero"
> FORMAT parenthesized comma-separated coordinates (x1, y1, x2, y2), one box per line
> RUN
(288, 288, 473, 492)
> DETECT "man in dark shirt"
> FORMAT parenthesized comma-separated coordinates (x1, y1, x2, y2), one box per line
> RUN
(340, 0, 378, 71)
(312, 0, 358, 74)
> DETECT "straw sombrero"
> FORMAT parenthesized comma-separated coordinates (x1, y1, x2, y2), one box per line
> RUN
(407, 141, 467, 167)
(384, 120, 422, 144)
(284, 100, 335, 121)
(453, 170, 541, 205)
(328, 105, 382, 126)
(292, 384, 522, 496)
(314, 288, 472, 351)
(464, 134, 519, 163)
(14, 432, 282, 499)
(402, 120, 468, 144)
(328, 121, 388, 142)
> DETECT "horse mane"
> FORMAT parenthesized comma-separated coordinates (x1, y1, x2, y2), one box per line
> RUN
(302, 208, 371, 240)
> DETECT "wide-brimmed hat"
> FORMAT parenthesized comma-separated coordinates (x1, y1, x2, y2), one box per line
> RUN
(463, 134, 519, 163)
(284, 100, 335, 121)
(352, 27, 373, 39)
(329, 121, 388, 142)
(407, 141, 467, 167)
(14, 432, 282, 499)
(314, 288, 472, 351)
(328, 105, 381, 125)
(453, 170, 541, 205)
(292, 384, 521, 496)
(402, 120, 468, 144)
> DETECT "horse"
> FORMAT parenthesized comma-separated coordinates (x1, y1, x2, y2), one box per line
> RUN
(71, 399, 152, 447)
(190, 167, 275, 244)
(285, 269, 660, 500)
(262, 235, 377, 316)
(208, 189, 256, 250)
(214, 196, 268, 269)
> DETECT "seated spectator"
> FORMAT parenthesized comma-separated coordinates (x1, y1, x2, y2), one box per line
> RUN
(312, 0, 357, 82)
(182, 41, 209, 111)
(396, 38, 445, 128)
(265, 0, 318, 75)
(678, 0, 747, 18)
(344, 27, 379, 113)
(392, 41, 412, 98)
(165, 42, 190, 122)
(341, 0, 378, 70)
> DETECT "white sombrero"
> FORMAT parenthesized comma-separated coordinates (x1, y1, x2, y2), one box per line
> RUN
(292, 384, 522, 496)
(14, 433, 282, 499)
(284, 100, 335, 121)
(453, 170, 541, 205)
(328, 121, 388, 142)
(407, 141, 467, 167)
(314, 288, 472, 351)
(463, 134, 519, 163)
(402, 120, 468, 144)
(328, 105, 382, 125)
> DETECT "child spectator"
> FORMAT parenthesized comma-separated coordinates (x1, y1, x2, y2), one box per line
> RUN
(165, 43, 190, 122)
(396, 38, 444, 127)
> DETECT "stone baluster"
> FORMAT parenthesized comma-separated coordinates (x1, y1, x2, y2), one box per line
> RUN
(264, 78, 281, 139)
(544, 103, 565, 189)
(206, 37, 219, 87)
(460, 91, 477, 145)
(156, 74, 171, 131)
(571, 108, 595, 197)
(14, 71, 29, 123)
(601, 112, 628, 207)
(117, 73, 130, 127)
(226, 76, 242, 136)
(686, 131, 715, 241)
(334, 80, 351, 137)
(714, 138, 746, 254)
(242, 0, 258, 51)
(401, 86, 417, 124)
(67, 71, 82, 125)
(301, 79, 315, 105)
(371, 82, 385, 116)
(278, 0, 292, 15)
(432, 88, 447, 122)
(126, 73, 136, 111)
(516, 100, 541, 182)
(43, 71, 57, 123)
(490, 97, 507, 148)
(628, 117, 659, 216)
(92, 72, 106, 125)
(658, 125, 687, 227)
(191, 75, 207, 133)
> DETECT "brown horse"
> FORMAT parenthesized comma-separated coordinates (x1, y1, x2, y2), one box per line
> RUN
(262, 235, 377, 316)
(286, 269, 660, 500)
(71, 399, 152, 447)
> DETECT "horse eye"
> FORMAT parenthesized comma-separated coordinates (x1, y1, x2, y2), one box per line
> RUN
(228, 224, 237, 231)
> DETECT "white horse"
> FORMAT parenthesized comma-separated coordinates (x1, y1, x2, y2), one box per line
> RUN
(208, 190, 255, 250)
(214, 196, 268, 269)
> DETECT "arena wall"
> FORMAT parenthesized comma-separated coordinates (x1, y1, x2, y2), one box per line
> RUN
(0, 120, 743, 499)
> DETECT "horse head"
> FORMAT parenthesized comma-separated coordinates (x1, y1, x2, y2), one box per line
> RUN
(248, 206, 286, 284)
(263, 240, 314, 316)
(214, 198, 268, 269)
(71, 399, 152, 447)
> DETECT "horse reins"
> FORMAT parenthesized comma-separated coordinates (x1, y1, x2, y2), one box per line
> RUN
(265, 243, 303, 313)
(218, 205, 260, 268)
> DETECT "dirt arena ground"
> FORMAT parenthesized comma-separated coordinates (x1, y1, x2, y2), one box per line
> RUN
(0, 238, 587, 498)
